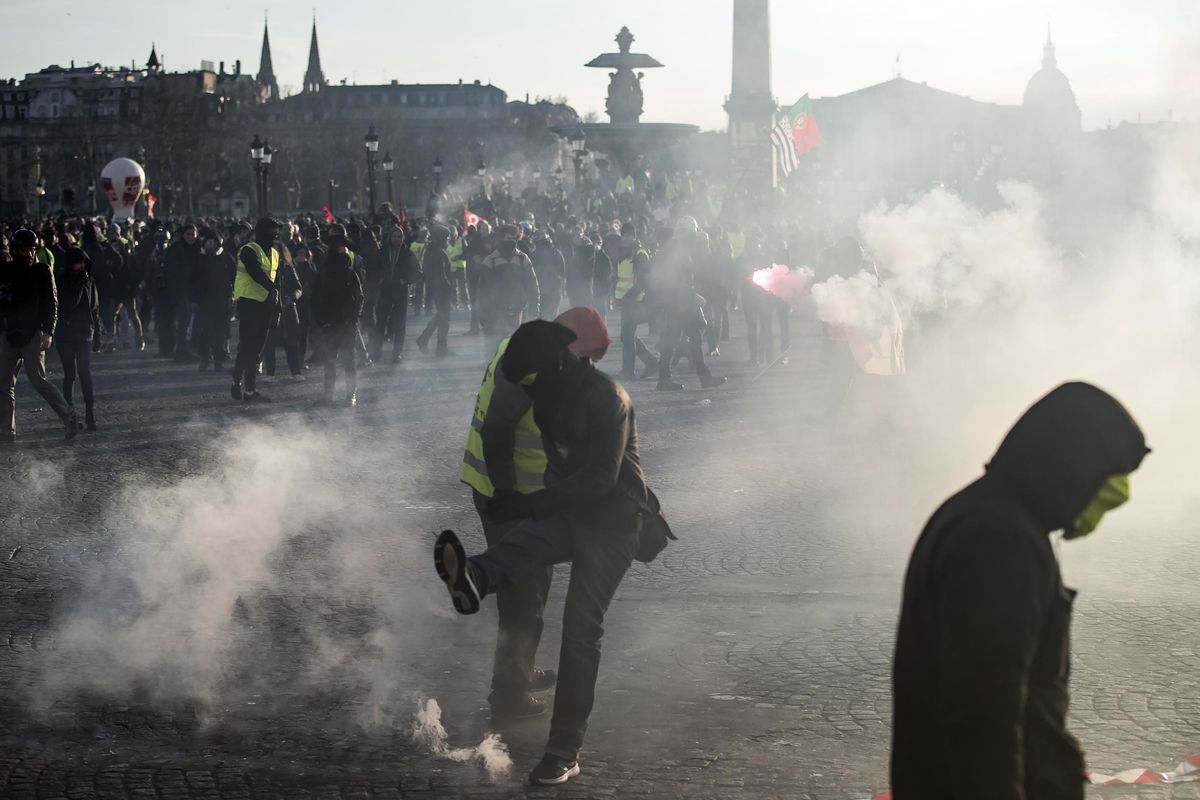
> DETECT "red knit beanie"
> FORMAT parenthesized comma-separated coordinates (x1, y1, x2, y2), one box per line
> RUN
(555, 306, 611, 362)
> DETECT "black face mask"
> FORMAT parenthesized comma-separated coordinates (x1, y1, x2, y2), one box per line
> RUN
(500, 239, 518, 256)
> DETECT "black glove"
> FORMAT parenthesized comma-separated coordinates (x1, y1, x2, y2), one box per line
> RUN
(484, 490, 534, 523)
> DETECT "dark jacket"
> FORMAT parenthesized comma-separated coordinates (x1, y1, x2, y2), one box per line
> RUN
(0, 258, 57, 347)
(374, 245, 421, 301)
(310, 260, 364, 330)
(53, 267, 101, 343)
(479, 246, 540, 322)
(163, 239, 202, 303)
(524, 353, 647, 522)
(892, 383, 1149, 800)
(421, 244, 454, 297)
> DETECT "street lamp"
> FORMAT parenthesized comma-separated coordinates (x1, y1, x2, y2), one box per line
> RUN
(87, 180, 96, 214)
(432, 155, 444, 194)
(250, 134, 264, 215)
(382, 151, 395, 206)
(570, 126, 587, 193)
(260, 141, 273, 214)
(327, 178, 338, 214)
(364, 125, 380, 213)
(31, 146, 43, 219)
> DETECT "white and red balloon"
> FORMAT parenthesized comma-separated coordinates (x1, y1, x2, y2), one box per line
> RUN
(99, 158, 146, 221)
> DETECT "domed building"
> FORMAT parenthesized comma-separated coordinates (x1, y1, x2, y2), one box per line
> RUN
(1023, 28, 1082, 140)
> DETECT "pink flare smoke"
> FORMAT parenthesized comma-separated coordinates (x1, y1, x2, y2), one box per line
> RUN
(751, 265, 814, 304)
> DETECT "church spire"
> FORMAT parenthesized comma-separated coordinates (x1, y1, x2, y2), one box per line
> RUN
(147, 43, 161, 72)
(1043, 23, 1057, 70)
(257, 14, 280, 100)
(303, 14, 326, 93)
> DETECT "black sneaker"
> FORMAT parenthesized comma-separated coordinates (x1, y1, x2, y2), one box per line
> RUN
(700, 374, 727, 389)
(529, 668, 557, 692)
(491, 694, 548, 723)
(528, 754, 580, 786)
(434, 530, 481, 615)
(64, 410, 79, 440)
(230, 382, 244, 401)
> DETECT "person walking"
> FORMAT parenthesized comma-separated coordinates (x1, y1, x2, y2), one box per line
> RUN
(160, 224, 200, 361)
(651, 219, 725, 391)
(310, 250, 363, 406)
(614, 223, 658, 380)
(477, 226, 540, 359)
(0, 229, 78, 442)
(53, 247, 102, 431)
(231, 218, 282, 403)
(415, 225, 454, 357)
(529, 231, 565, 320)
(263, 253, 304, 380)
(435, 318, 670, 786)
(370, 226, 420, 363)
(891, 383, 1149, 800)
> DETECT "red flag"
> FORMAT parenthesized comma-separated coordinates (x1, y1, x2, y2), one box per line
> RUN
(322, 206, 335, 224)
(464, 209, 487, 230)
(145, 193, 157, 218)
(398, 206, 407, 224)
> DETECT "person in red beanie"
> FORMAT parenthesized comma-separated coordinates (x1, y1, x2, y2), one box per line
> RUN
(457, 307, 613, 725)
(447, 310, 664, 787)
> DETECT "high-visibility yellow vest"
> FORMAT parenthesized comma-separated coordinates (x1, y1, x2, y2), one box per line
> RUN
(36, 246, 55, 268)
(729, 232, 747, 260)
(615, 248, 648, 301)
(411, 242, 426, 266)
(460, 338, 547, 497)
(447, 240, 467, 272)
(233, 242, 279, 302)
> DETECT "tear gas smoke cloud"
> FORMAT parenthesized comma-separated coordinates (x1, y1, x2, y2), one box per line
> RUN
(412, 698, 513, 783)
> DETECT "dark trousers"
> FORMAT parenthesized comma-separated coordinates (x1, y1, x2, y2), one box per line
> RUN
(318, 325, 357, 399)
(155, 295, 176, 355)
(264, 315, 302, 376)
(194, 305, 229, 365)
(467, 267, 481, 333)
(233, 298, 272, 393)
(416, 289, 451, 351)
(1, 337, 73, 435)
(619, 303, 657, 375)
(704, 288, 730, 351)
(470, 508, 639, 760)
(157, 295, 191, 358)
(472, 491, 553, 704)
(55, 339, 94, 409)
(371, 293, 409, 361)
(658, 308, 710, 381)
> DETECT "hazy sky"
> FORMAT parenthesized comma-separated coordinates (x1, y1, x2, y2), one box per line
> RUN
(3, 0, 1191, 131)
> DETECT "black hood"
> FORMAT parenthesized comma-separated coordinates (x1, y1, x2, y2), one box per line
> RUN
(986, 382, 1149, 532)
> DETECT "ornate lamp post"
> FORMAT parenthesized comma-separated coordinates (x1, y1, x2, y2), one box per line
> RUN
(432, 155, 444, 194)
(476, 159, 487, 195)
(382, 151, 395, 206)
(260, 141, 273, 214)
(364, 125, 380, 212)
(554, 165, 564, 199)
(250, 134, 264, 215)
(87, 180, 96, 214)
(327, 178, 338, 214)
(570, 126, 587, 192)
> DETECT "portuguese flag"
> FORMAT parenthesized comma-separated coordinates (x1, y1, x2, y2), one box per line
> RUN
(785, 94, 822, 156)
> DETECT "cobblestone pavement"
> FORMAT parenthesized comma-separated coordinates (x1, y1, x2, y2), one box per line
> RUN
(0, 312, 1197, 799)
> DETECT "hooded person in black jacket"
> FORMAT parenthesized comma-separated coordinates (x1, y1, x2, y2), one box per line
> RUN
(54, 248, 102, 431)
(435, 319, 664, 787)
(891, 382, 1149, 800)
(310, 250, 364, 406)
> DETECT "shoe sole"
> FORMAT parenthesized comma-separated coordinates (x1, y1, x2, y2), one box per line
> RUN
(434, 530, 480, 615)
(530, 763, 581, 786)
(491, 705, 548, 723)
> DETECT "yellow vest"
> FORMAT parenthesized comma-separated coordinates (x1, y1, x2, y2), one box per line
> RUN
(233, 242, 279, 302)
(729, 232, 747, 260)
(460, 338, 547, 497)
(615, 248, 648, 301)
(411, 242, 426, 266)
(447, 240, 467, 271)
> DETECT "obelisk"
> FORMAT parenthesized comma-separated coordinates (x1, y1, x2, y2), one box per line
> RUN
(725, 0, 777, 192)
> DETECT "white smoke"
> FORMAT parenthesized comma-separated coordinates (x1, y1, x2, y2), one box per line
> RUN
(411, 698, 513, 783)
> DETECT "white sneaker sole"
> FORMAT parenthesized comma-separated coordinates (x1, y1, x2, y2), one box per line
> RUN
(531, 762, 581, 785)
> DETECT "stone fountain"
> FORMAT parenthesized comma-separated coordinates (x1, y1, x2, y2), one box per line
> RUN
(556, 27, 699, 176)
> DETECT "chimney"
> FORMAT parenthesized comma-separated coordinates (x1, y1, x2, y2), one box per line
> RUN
(235, 59, 241, 76)
(219, 61, 225, 74)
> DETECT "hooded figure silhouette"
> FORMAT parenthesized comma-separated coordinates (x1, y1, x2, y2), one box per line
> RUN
(891, 382, 1149, 800)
